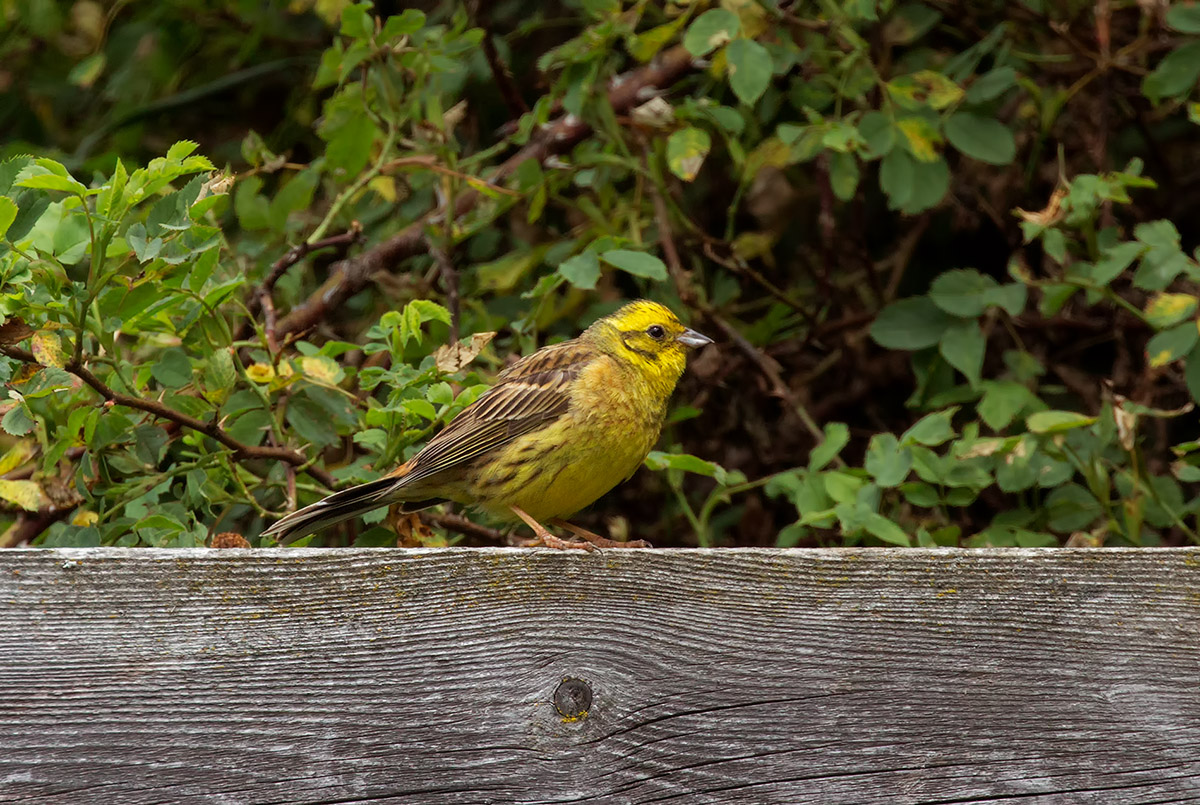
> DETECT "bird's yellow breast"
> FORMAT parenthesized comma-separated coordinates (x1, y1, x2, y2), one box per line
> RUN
(469, 355, 666, 521)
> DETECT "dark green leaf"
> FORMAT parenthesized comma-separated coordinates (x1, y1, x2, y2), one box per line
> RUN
(809, 422, 849, 471)
(938, 319, 985, 387)
(944, 112, 1017, 165)
(151, 348, 193, 389)
(600, 250, 668, 280)
(870, 296, 955, 350)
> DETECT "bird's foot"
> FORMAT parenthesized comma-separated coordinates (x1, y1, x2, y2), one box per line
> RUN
(550, 518, 652, 549)
(510, 506, 596, 551)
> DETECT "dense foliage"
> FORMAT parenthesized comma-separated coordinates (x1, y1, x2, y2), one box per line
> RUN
(2, 0, 1200, 548)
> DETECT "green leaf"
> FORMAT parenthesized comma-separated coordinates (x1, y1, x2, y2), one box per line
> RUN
(929, 268, 999, 317)
(978, 380, 1036, 430)
(600, 250, 668, 280)
(1146, 321, 1199, 368)
(286, 397, 339, 448)
(965, 66, 1017, 103)
(151, 348, 193, 389)
(900, 155, 950, 214)
(809, 422, 849, 471)
(901, 408, 957, 447)
(1, 404, 35, 436)
(558, 252, 601, 290)
(1046, 483, 1102, 532)
(870, 296, 955, 350)
(397, 299, 452, 347)
(645, 450, 721, 478)
(1143, 41, 1200, 102)
(666, 127, 712, 182)
(1186, 343, 1200, 405)
(886, 70, 963, 110)
(944, 112, 1017, 165)
(268, 168, 319, 230)
(381, 8, 425, 37)
(726, 38, 773, 106)
(828, 151, 860, 201)
(1026, 410, 1096, 434)
(17, 172, 87, 195)
(863, 512, 911, 546)
(0, 196, 16, 240)
(857, 111, 895, 159)
(683, 9, 740, 57)
(879, 148, 915, 208)
(1090, 241, 1144, 285)
(938, 319, 985, 387)
(864, 433, 912, 487)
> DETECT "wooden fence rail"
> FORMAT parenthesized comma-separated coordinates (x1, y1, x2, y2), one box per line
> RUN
(1, 547, 1199, 804)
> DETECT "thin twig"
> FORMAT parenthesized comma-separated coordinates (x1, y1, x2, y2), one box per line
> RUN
(273, 45, 698, 340)
(1, 345, 335, 488)
(421, 510, 505, 543)
(480, 28, 529, 118)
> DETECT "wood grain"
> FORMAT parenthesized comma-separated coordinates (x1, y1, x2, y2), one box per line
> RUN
(1, 547, 1199, 804)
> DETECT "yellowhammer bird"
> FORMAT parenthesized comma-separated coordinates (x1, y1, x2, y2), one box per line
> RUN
(264, 299, 712, 549)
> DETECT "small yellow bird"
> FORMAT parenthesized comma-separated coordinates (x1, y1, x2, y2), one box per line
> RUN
(264, 299, 712, 549)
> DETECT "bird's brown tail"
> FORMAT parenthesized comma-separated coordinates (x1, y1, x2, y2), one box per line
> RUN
(262, 475, 444, 545)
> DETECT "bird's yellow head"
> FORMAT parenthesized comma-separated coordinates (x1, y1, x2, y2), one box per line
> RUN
(585, 299, 712, 389)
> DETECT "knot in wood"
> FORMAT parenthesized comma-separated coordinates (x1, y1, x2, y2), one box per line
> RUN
(553, 677, 592, 720)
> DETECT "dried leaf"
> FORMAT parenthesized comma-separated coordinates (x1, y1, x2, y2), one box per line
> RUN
(435, 331, 496, 374)
(0, 318, 34, 346)
(211, 532, 251, 548)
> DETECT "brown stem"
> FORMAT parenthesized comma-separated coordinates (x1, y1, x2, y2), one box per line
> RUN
(0, 506, 70, 548)
(480, 28, 528, 118)
(421, 510, 505, 543)
(1, 345, 335, 489)
(274, 45, 698, 340)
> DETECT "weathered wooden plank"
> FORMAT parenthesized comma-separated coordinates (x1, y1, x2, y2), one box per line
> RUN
(1, 547, 1198, 804)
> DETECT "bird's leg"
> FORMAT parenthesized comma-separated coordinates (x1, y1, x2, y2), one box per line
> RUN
(510, 505, 594, 551)
(550, 518, 652, 549)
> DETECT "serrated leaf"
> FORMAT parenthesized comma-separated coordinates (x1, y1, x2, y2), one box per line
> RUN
(901, 408, 957, 447)
(151, 348, 193, 389)
(864, 433, 912, 487)
(0, 196, 16, 240)
(558, 252, 601, 290)
(939, 320, 985, 387)
(31, 331, 65, 368)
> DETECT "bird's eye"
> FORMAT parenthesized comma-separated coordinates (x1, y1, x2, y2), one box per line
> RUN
(647, 325, 666, 340)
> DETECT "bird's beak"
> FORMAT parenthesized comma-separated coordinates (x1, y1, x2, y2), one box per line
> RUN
(677, 328, 713, 348)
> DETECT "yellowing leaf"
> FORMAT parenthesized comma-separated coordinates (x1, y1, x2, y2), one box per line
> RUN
(1144, 292, 1198, 329)
(666, 127, 712, 181)
(72, 510, 99, 527)
(31, 331, 65, 367)
(434, 331, 495, 373)
(896, 117, 942, 162)
(0, 441, 35, 476)
(887, 71, 964, 110)
(246, 363, 276, 383)
(0, 479, 45, 512)
(721, 0, 768, 38)
(369, 176, 397, 202)
(300, 355, 343, 384)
